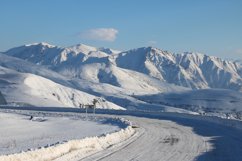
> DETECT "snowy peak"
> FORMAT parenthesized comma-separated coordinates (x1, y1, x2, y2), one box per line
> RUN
(5, 43, 63, 65)
(98, 47, 121, 54)
(66, 43, 98, 55)
(4, 43, 119, 66)
(115, 47, 242, 90)
(25, 42, 56, 48)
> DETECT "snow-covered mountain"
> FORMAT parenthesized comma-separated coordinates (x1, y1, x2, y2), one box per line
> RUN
(115, 47, 242, 90)
(4, 43, 242, 91)
(0, 53, 186, 112)
(4, 42, 113, 66)
(2, 42, 242, 117)
(3, 43, 186, 94)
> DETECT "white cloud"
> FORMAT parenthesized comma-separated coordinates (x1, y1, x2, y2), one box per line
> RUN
(80, 28, 118, 42)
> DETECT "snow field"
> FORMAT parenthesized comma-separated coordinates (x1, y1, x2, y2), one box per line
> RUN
(0, 111, 135, 161)
(0, 127, 134, 161)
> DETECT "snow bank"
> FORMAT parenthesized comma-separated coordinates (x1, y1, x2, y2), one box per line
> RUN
(0, 121, 135, 161)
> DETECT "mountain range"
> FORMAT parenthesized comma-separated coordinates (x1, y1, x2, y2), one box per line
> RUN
(4, 42, 242, 91)
(1, 42, 242, 119)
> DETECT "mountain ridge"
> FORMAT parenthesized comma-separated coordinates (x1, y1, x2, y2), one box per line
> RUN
(3, 43, 242, 91)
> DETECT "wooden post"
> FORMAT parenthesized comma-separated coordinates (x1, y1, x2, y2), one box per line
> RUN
(85, 105, 88, 120)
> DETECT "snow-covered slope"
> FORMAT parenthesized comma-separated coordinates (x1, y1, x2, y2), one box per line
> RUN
(62, 62, 187, 94)
(0, 53, 73, 87)
(0, 66, 123, 109)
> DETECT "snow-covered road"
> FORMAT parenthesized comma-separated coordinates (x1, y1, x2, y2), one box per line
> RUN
(83, 113, 242, 161)
(1, 107, 242, 161)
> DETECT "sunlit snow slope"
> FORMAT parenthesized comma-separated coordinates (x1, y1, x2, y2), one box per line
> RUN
(0, 65, 123, 109)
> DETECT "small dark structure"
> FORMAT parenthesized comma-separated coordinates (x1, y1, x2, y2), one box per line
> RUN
(79, 98, 99, 119)
(0, 91, 7, 105)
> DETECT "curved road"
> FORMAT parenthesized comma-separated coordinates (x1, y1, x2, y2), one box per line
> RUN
(1, 107, 242, 161)
(82, 114, 242, 161)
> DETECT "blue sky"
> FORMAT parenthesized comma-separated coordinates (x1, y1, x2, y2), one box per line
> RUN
(0, 0, 242, 59)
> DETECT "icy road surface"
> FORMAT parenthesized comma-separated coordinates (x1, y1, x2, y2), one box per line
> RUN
(82, 111, 242, 161)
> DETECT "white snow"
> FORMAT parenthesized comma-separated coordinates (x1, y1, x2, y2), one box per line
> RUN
(25, 42, 56, 48)
(76, 111, 242, 161)
(0, 65, 123, 109)
(0, 108, 242, 161)
(0, 43, 242, 116)
(0, 52, 187, 112)
(1, 42, 242, 161)
(0, 111, 134, 161)
(115, 47, 242, 90)
(1, 43, 242, 118)
(3, 43, 241, 87)
(4, 42, 242, 91)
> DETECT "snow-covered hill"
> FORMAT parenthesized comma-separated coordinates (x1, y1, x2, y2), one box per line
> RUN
(0, 65, 123, 109)
(4, 43, 242, 91)
(0, 53, 73, 87)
